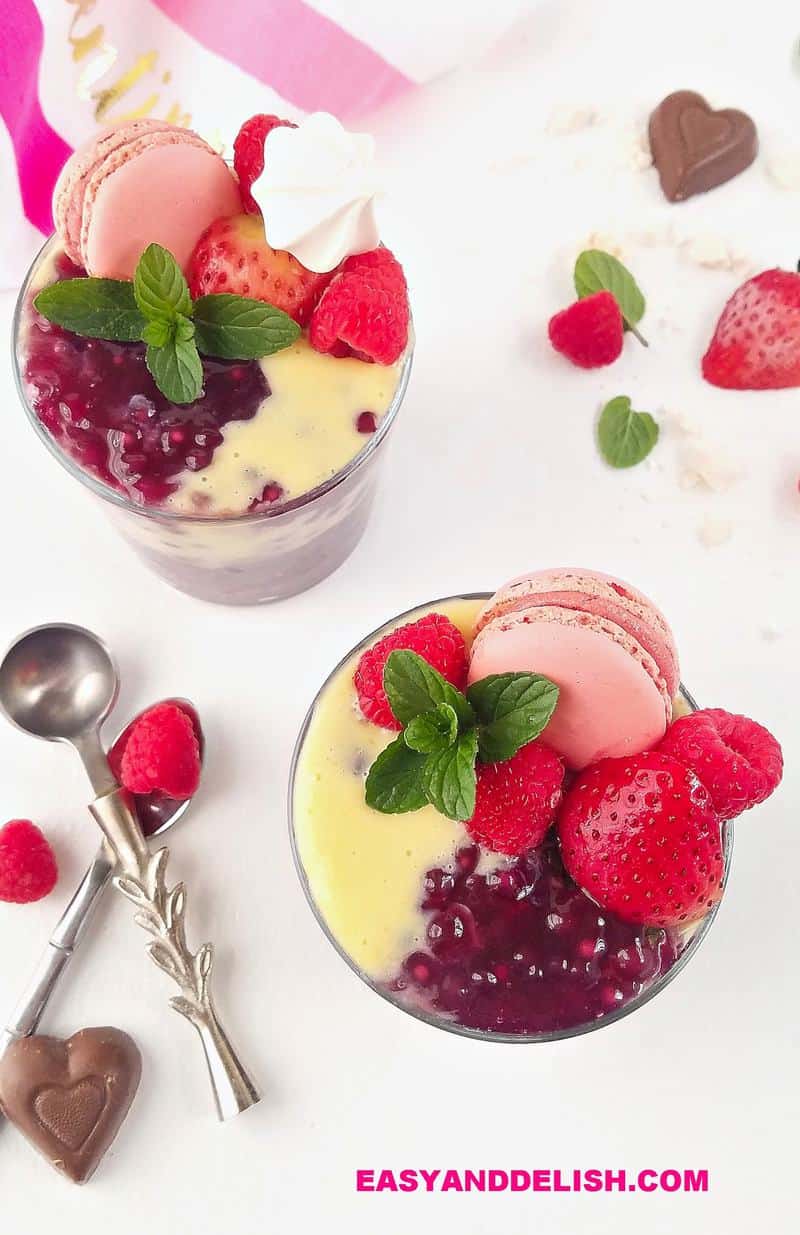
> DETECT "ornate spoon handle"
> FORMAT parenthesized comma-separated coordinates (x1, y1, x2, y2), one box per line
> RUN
(90, 789, 260, 1121)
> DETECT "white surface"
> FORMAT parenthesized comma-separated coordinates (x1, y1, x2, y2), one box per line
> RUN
(0, 1, 798, 1230)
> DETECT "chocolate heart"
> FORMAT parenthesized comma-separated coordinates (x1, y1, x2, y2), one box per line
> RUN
(34, 1078, 107, 1151)
(649, 90, 758, 201)
(0, 1028, 141, 1183)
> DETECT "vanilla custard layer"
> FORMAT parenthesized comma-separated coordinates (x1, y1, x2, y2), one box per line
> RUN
(167, 339, 401, 515)
(293, 600, 481, 980)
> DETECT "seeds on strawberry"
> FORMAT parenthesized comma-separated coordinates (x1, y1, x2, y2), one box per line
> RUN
(548, 290, 624, 369)
(467, 741, 565, 856)
(354, 613, 468, 729)
(657, 708, 782, 821)
(557, 751, 724, 928)
(702, 268, 800, 389)
(187, 213, 332, 326)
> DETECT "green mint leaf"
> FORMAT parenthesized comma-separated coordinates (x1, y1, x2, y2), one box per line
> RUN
(574, 249, 647, 341)
(33, 279, 146, 342)
(193, 293, 301, 359)
(145, 337, 203, 405)
(141, 318, 173, 348)
(365, 736, 428, 814)
(175, 314, 195, 343)
(598, 396, 659, 469)
(421, 729, 478, 822)
(383, 650, 474, 730)
(134, 243, 192, 323)
(468, 673, 560, 763)
(405, 703, 458, 755)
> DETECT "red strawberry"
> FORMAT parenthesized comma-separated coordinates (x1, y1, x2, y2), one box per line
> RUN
(702, 269, 800, 389)
(354, 613, 468, 730)
(119, 702, 201, 800)
(466, 741, 565, 856)
(657, 708, 782, 821)
(548, 291, 624, 368)
(187, 214, 332, 326)
(0, 820, 58, 904)
(557, 752, 724, 928)
(309, 247, 409, 364)
(233, 113, 296, 214)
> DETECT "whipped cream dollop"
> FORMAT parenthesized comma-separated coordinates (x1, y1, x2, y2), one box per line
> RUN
(251, 112, 381, 273)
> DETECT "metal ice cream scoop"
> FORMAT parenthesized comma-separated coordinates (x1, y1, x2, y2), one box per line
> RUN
(0, 624, 260, 1121)
(0, 697, 201, 1057)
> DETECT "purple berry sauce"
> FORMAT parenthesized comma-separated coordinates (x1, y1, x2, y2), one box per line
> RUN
(390, 836, 680, 1036)
(20, 256, 269, 508)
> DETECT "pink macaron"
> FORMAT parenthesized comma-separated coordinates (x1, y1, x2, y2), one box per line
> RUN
(469, 569, 679, 770)
(53, 120, 241, 279)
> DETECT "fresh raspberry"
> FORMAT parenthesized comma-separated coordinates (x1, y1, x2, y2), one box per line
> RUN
(119, 702, 201, 799)
(702, 269, 800, 389)
(354, 613, 468, 730)
(233, 113, 296, 214)
(309, 248, 410, 364)
(0, 820, 58, 904)
(557, 752, 723, 928)
(548, 291, 624, 369)
(466, 741, 565, 856)
(187, 213, 332, 326)
(657, 708, 782, 821)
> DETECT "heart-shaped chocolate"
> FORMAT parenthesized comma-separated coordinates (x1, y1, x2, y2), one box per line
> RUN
(649, 90, 758, 201)
(0, 1028, 141, 1183)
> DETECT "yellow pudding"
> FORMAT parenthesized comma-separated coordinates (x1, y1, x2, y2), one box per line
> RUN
(292, 599, 481, 978)
(167, 340, 401, 515)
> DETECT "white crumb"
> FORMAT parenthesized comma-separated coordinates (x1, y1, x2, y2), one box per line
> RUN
(760, 623, 784, 642)
(628, 129, 653, 171)
(679, 445, 742, 493)
(681, 234, 752, 273)
(546, 104, 598, 136)
(582, 231, 627, 259)
(697, 517, 734, 547)
(766, 150, 800, 190)
(663, 408, 702, 440)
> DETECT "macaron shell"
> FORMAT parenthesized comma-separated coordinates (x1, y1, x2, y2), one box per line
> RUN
(82, 139, 240, 278)
(475, 568, 679, 699)
(468, 605, 670, 769)
(53, 120, 180, 265)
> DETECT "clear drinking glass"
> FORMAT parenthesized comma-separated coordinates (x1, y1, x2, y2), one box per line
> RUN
(13, 237, 413, 605)
(289, 594, 733, 1044)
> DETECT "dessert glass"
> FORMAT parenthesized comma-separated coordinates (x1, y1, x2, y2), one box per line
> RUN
(13, 236, 413, 605)
(289, 593, 733, 1044)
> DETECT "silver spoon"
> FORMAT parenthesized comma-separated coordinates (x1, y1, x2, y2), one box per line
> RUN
(0, 624, 260, 1121)
(0, 698, 202, 1055)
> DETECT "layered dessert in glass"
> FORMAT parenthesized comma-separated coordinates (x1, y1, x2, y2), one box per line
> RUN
(291, 570, 782, 1040)
(13, 113, 411, 604)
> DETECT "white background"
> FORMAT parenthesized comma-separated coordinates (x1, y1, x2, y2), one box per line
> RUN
(0, 1, 798, 1231)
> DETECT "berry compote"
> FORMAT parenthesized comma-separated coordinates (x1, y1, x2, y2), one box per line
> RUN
(390, 835, 680, 1036)
(22, 256, 269, 507)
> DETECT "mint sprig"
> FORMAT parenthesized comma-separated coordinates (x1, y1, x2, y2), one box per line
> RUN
(598, 395, 659, 468)
(33, 243, 301, 404)
(364, 650, 559, 823)
(574, 249, 648, 346)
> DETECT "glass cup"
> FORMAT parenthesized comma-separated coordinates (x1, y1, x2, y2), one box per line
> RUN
(289, 594, 733, 1044)
(13, 237, 413, 605)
